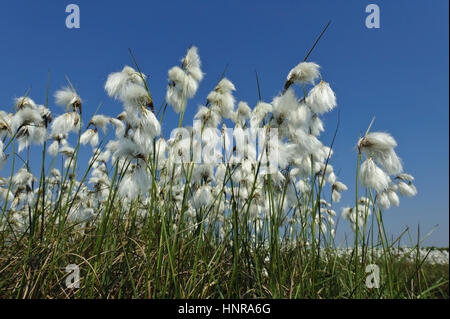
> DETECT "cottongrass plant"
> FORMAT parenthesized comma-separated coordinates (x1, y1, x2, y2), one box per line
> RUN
(0, 35, 447, 299)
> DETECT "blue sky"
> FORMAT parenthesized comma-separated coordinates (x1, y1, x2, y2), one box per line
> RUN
(0, 0, 448, 246)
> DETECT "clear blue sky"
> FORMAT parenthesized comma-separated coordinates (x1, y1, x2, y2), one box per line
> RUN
(0, 0, 448, 246)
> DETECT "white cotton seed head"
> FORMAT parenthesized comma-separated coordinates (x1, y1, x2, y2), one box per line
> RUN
(310, 114, 324, 136)
(50, 112, 80, 136)
(59, 145, 74, 157)
(90, 115, 110, 132)
(48, 140, 60, 157)
(387, 189, 400, 207)
(250, 102, 272, 129)
(168, 66, 198, 98)
(121, 84, 152, 109)
(207, 90, 235, 119)
(110, 118, 125, 138)
(194, 105, 221, 129)
(192, 185, 213, 209)
(287, 62, 320, 85)
(327, 171, 337, 184)
(272, 88, 298, 124)
(14, 96, 37, 110)
(292, 102, 311, 127)
(397, 173, 414, 182)
(105, 65, 145, 99)
(12, 168, 34, 190)
(11, 107, 42, 133)
(358, 132, 397, 152)
(359, 158, 391, 193)
(140, 106, 161, 138)
(166, 85, 185, 113)
(122, 65, 146, 82)
(232, 101, 251, 125)
(80, 129, 99, 147)
(54, 87, 81, 112)
(118, 174, 138, 200)
(182, 46, 204, 82)
(31, 125, 47, 145)
(377, 192, 391, 210)
(306, 80, 337, 114)
(134, 164, 151, 195)
(341, 207, 353, 221)
(371, 148, 403, 175)
(332, 189, 341, 203)
(397, 181, 418, 197)
(215, 78, 236, 93)
(333, 181, 348, 192)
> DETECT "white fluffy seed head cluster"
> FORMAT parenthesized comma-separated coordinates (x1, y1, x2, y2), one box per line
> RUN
(356, 131, 417, 212)
(0, 46, 417, 238)
(166, 46, 204, 113)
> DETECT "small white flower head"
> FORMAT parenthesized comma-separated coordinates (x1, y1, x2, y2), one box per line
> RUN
(341, 207, 353, 221)
(110, 117, 125, 138)
(207, 78, 236, 119)
(182, 46, 204, 82)
(272, 88, 299, 126)
(122, 85, 152, 111)
(192, 163, 214, 184)
(167, 66, 198, 98)
(373, 148, 403, 175)
(250, 101, 272, 129)
(214, 78, 236, 93)
(358, 132, 403, 175)
(289, 101, 311, 129)
(117, 163, 151, 200)
(309, 114, 324, 136)
(37, 105, 52, 125)
(11, 107, 42, 133)
(0, 142, 7, 170)
(358, 132, 397, 152)
(140, 106, 161, 138)
(48, 139, 62, 157)
(0, 111, 12, 138)
(50, 112, 81, 136)
(376, 191, 391, 210)
(194, 105, 221, 129)
(165, 85, 185, 114)
(306, 80, 337, 114)
(89, 115, 110, 132)
(333, 181, 348, 192)
(80, 129, 99, 147)
(396, 173, 414, 182)
(387, 189, 400, 207)
(105, 65, 146, 100)
(118, 173, 138, 200)
(59, 145, 75, 157)
(232, 101, 251, 126)
(332, 189, 341, 203)
(192, 185, 213, 209)
(397, 181, 418, 197)
(290, 128, 323, 157)
(286, 62, 321, 86)
(359, 157, 391, 193)
(113, 137, 145, 162)
(12, 168, 34, 191)
(165, 47, 203, 114)
(14, 96, 37, 110)
(54, 87, 82, 112)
